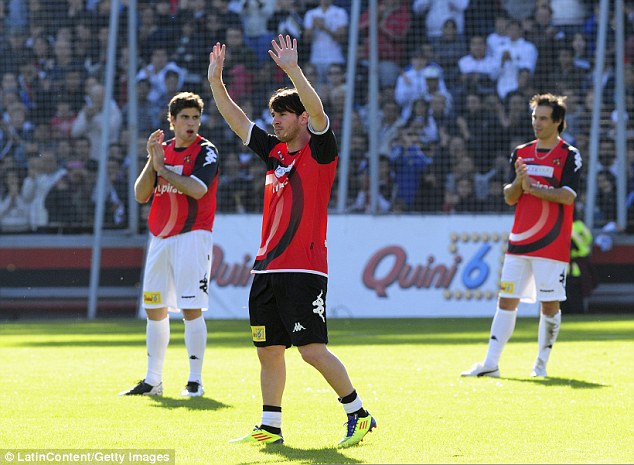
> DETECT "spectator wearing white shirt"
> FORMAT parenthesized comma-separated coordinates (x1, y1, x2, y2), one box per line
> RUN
(458, 35, 498, 95)
(412, 0, 470, 39)
(303, 0, 349, 84)
(136, 48, 185, 105)
(492, 19, 538, 100)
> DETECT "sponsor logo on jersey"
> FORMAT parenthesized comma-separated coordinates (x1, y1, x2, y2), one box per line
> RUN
(499, 281, 514, 294)
(155, 183, 182, 195)
(251, 326, 266, 342)
(143, 292, 162, 304)
(527, 165, 554, 177)
(312, 290, 325, 323)
(292, 322, 306, 332)
(274, 160, 295, 179)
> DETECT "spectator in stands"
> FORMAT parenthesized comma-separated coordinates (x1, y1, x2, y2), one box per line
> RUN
(432, 19, 467, 89)
(443, 175, 484, 212)
(571, 31, 592, 71)
(121, 78, 158, 137)
(321, 63, 347, 114)
(0, 166, 30, 232)
(0, 28, 27, 76)
(412, 0, 470, 41)
(406, 98, 439, 148)
(527, 3, 562, 89)
(547, 46, 587, 95)
(500, 92, 534, 147)
(394, 47, 446, 120)
(550, 0, 588, 37)
(595, 169, 617, 227)
(233, 0, 276, 65)
(220, 26, 258, 103)
(359, 0, 411, 89)
(500, 0, 536, 20)
(2, 101, 34, 170)
(456, 92, 499, 172)
(267, 0, 306, 63)
(136, 47, 186, 106)
(71, 82, 123, 161)
(458, 35, 499, 95)
(377, 98, 406, 158)
(303, 0, 349, 84)
(22, 148, 67, 231)
(349, 155, 396, 214)
(49, 99, 77, 140)
(491, 19, 538, 100)
(390, 125, 433, 211)
(486, 14, 510, 57)
(47, 36, 75, 94)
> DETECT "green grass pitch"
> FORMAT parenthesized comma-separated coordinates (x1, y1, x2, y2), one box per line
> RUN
(0, 316, 632, 464)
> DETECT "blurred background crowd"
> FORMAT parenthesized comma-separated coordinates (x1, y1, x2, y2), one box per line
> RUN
(0, 0, 632, 234)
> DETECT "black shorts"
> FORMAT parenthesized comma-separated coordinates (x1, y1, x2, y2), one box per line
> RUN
(248, 272, 329, 348)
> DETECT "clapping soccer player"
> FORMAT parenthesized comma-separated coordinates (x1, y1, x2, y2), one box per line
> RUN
(462, 93, 583, 379)
(120, 92, 220, 398)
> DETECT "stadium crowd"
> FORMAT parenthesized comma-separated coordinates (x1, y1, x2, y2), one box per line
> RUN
(0, 0, 632, 233)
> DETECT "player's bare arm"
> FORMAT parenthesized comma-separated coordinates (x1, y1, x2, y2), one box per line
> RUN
(134, 129, 163, 203)
(523, 184, 576, 205)
(268, 34, 328, 132)
(207, 43, 252, 142)
(503, 157, 527, 205)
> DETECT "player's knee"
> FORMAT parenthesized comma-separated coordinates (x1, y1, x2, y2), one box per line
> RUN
(298, 343, 328, 366)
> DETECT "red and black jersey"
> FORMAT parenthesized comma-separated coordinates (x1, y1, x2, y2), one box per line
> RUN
(506, 138, 583, 262)
(246, 122, 338, 276)
(148, 135, 219, 238)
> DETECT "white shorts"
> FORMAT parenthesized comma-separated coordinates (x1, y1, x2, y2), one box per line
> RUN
(499, 255, 567, 304)
(142, 230, 213, 311)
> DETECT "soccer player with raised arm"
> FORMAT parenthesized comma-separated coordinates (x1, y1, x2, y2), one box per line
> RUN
(120, 92, 220, 398)
(208, 35, 376, 447)
(462, 93, 583, 379)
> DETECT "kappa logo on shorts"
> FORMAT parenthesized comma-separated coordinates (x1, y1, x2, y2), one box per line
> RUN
(143, 292, 162, 304)
(251, 326, 266, 342)
(312, 290, 325, 323)
(200, 273, 209, 295)
(292, 322, 306, 332)
(499, 281, 514, 294)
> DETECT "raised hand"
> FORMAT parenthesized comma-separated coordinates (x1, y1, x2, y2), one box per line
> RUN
(208, 42, 226, 84)
(268, 34, 298, 73)
(147, 129, 165, 172)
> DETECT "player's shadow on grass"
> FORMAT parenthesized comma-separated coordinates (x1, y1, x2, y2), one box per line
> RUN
(253, 443, 364, 465)
(148, 396, 231, 411)
(504, 376, 608, 389)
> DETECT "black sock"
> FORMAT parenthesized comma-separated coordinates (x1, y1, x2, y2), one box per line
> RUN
(338, 390, 357, 404)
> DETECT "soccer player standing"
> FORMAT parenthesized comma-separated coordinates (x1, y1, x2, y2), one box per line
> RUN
(462, 93, 583, 378)
(207, 35, 376, 447)
(120, 92, 220, 397)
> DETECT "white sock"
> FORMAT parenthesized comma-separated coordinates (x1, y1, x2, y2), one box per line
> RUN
(145, 317, 170, 386)
(537, 311, 561, 365)
(261, 411, 282, 429)
(184, 316, 207, 383)
(341, 394, 364, 415)
(484, 308, 517, 368)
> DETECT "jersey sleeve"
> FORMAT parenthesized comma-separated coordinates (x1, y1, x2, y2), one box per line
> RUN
(560, 146, 583, 194)
(191, 141, 219, 186)
(247, 124, 279, 163)
(308, 124, 338, 164)
(505, 149, 518, 185)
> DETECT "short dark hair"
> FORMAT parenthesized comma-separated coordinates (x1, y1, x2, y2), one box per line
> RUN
(168, 91, 204, 120)
(530, 93, 567, 134)
(268, 88, 305, 116)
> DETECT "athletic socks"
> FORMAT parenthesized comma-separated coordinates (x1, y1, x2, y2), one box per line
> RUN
(184, 315, 207, 383)
(537, 311, 561, 365)
(339, 390, 367, 417)
(145, 317, 170, 386)
(484, 308, 517, 368)
(261, 405, 282, 434)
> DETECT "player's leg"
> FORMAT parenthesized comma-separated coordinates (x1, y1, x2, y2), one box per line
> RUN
(120, 236, 173, 396)
(230, 274, 287, 444)
(182, 309, 206, 396)
(174, 230, 213, 396)
(462, 255, 533, 377)
(531, 259, 566, 377)
(281, 273, 375, 447)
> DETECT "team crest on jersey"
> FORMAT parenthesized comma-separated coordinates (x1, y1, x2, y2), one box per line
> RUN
(251, 326, 266, 342)
(553, 158, 561, 166)
(183, 154, 192, 165)
(143, 292, 162, 304)
(274, 160, 295, 179)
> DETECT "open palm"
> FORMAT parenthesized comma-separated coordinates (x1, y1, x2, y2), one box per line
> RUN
(268, 34, 298, 73)
(208, 42, 226, 83)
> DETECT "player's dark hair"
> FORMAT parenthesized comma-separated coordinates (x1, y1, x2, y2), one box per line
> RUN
(168, 91, 204, 121)
(269, 88, 305, 116)
(530, 93, 567, 134)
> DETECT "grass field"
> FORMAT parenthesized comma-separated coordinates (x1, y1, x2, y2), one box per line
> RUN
(0, 315, 632, 465)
